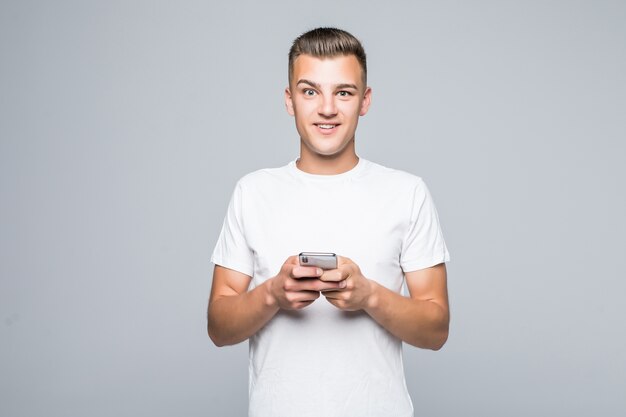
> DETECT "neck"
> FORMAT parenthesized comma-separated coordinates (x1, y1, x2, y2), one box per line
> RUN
(296, 141, 359, 175)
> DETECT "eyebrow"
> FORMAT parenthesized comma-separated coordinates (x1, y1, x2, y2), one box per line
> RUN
(296, 79, 359, 90)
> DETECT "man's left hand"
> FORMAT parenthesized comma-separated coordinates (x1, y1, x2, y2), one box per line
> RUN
(319, 256, 375, 311)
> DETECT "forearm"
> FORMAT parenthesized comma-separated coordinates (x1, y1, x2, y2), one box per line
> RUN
(207, 279, 279, 347)
(364, 281, 449, 350)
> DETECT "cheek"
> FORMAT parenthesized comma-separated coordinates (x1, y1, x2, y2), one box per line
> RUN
(340, 103, 361, 120)
(294, 100, 316, 117)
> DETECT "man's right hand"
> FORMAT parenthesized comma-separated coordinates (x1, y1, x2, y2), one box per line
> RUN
(267, 255, 347, 310)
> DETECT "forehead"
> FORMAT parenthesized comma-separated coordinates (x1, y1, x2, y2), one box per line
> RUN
(291, 54, 364, 87)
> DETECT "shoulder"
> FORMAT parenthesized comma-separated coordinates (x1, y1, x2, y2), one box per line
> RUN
(361, 159, 426, 191)
(232, 163, 292, 193)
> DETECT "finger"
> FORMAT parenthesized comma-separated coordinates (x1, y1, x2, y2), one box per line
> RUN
(321, 290, 341, 299)
(320, 285, 344, 293)
(287, 290, 321, 302)
(291, 266, 323, 279)
(292, 300, 315, 309)
(322, 288, 352, 303)
(294, 278, 346, 292)
(336, 255, 352, 266)
(285, 255, 299, 265)
(319, 269, 346, 282)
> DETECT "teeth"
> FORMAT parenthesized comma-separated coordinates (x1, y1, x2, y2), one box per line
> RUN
(318, 124, 336, 129)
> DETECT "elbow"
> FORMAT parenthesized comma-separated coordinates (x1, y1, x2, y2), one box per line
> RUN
(428, 328, 449, 351)
(207, 317, 228, 347)
(207, 304, 230, 347)
(208, 327, 231, 347)
(208, 327, 225, 347)
(208, 319, 241, 347)
(407, 326, 448, 350)
(421, 313, 449, 351)
(428, 306, 449, 351)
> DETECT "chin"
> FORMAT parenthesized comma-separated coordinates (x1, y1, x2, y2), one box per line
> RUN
(314, 151, 341, 158)
(307, 140, 351, 156)
(309, 146, 344, 157)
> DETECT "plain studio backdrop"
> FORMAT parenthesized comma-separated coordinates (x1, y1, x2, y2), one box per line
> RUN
(1, 1, 624, 416)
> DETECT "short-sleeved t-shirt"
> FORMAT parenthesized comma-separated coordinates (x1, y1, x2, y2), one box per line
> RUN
(211, 157, 450, 417)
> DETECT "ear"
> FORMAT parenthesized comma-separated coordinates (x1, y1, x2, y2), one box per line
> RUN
(359, 86, 372, 116)
(285, 87, 295, 116)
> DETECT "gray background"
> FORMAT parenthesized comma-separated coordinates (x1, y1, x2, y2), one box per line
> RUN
(1, 0, 624, 416)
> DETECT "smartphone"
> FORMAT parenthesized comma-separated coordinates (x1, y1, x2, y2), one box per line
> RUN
(298, 252, 337, 270)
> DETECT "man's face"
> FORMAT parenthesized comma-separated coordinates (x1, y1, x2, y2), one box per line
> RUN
(285, 54, 371, 157)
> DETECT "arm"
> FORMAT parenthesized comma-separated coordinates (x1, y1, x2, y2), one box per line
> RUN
(365, 263, 449, 350)
(207, 265, 278, 347)
(207, 257, 346, 347)
(321, 259, 449, 350)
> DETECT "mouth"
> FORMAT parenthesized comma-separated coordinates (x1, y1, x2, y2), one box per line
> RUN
(314, 123, 340, 133)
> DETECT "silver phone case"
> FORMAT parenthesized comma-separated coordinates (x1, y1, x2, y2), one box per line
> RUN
(298, 252, 337, 270)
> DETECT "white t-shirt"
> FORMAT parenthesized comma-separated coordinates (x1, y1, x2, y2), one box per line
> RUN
(211, 157, 450, 417)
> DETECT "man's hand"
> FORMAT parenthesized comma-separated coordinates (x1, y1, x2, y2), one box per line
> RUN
(317, 257, 449, 349)
(268, 255, 347, 310)
(319, 256, 374, 311)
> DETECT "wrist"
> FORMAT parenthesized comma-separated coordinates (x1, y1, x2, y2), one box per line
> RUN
(365, 279, 380, 310)
(263, 277, 279, 308)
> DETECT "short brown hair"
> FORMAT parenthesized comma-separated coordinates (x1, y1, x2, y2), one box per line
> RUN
(288, 27, 367, 86)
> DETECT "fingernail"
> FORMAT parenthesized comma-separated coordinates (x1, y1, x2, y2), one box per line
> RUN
(316, 268, 323, 275)
(340, 281, 347, 288)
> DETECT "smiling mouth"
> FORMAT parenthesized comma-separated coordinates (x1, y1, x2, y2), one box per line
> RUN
(314, 123, 340, 130)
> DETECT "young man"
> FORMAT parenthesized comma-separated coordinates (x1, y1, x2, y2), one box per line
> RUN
(208, 27, 450, 417)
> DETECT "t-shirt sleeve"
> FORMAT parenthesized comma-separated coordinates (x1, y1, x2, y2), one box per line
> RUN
(400, 178, 451, 272)
(210, 181, 254, 277)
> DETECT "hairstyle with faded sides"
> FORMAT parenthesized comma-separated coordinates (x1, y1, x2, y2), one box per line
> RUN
(288, 27, 367, 87)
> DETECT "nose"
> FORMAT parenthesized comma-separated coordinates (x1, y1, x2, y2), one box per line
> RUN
(318, 94, 338, 117)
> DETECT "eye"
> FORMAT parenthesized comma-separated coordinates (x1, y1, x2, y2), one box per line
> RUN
(303, 89, 316, 96)
(337, 91, 352, 97)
